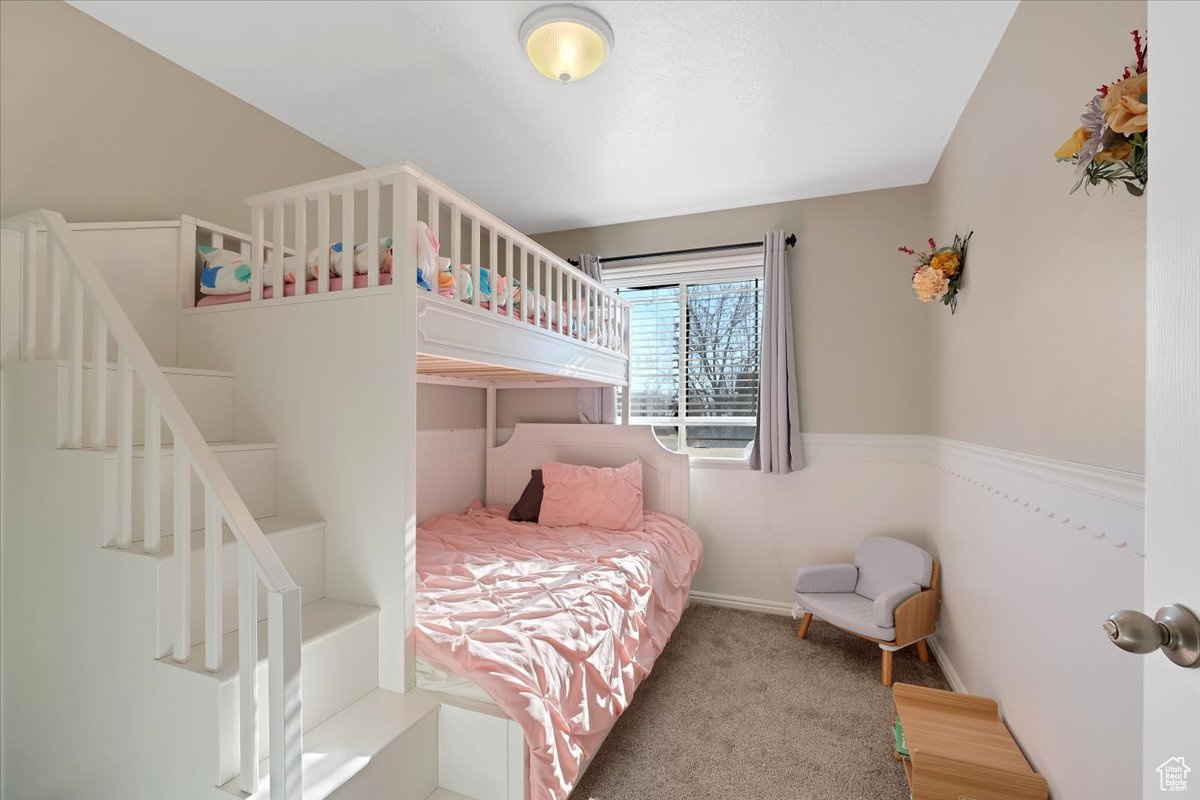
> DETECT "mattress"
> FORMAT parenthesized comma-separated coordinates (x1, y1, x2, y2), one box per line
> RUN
(415, 503, 703, 800)
(414, 656, 495, 705)
(195, 271, 395, 306)
(196, 272, 614, 344)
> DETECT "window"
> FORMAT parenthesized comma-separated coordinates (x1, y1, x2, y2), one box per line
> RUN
(611, 256, 763, 458)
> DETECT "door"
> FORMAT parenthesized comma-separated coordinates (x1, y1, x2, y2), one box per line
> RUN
(1143, 2, 1200, 797)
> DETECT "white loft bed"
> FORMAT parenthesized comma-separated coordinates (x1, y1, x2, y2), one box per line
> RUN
(170, 164, 660, 799)
(2, 163, 686, 800)
(178, 161, 633, 400)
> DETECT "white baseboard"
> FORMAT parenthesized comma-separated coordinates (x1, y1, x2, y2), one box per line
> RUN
(688, 590, 794, 617)
(925, 634, 966, 693)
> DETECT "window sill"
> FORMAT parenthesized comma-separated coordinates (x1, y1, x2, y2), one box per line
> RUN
(689, 455, 752, 470)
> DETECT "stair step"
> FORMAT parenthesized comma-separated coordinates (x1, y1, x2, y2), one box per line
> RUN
(122, 515, 324, 559)
(109, 516, 326, 655)
(220, 689, 441, 800)
(101, 441, 276, 459)
(58, 360, 235, 379)
(4, 358, 233, 378)
(102, 441, 277, 542)
(58, 360, 233, 446)
(159, 597, 381, 786)
(161, 597, 376, 683)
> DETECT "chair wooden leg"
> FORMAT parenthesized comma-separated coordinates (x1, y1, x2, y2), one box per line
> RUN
(916, 639, 930, 664)
(881, 649, 894, 687)
(796, 612, 813, 641)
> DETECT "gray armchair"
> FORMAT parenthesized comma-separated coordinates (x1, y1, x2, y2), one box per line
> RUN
(793, 536, 941, 686)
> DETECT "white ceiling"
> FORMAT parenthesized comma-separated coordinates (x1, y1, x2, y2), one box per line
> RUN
(70, 0, 1016, 233)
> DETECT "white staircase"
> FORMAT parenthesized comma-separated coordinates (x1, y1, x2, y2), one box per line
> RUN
(0, 211, 444, 799)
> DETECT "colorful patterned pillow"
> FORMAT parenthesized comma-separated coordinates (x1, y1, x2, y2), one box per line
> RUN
(197, 246, 254, 295)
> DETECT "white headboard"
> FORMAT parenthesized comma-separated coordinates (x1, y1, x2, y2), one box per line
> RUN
(486, 424, 691, 523)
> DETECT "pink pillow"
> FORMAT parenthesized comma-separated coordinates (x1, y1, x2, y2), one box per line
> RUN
(538, 460, 644, 531)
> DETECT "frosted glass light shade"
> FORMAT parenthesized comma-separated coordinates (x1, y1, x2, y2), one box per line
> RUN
(520, 5, 614, 84)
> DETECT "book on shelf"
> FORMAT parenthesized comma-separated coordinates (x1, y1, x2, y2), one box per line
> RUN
(893, 715, 909, 758)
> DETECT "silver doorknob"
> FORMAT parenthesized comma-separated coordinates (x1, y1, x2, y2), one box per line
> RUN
(1104, 604, 1200, 668)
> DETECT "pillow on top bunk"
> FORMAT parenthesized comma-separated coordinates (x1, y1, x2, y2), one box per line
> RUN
(197, 246, 254, 295)
(507, 469, 544, 523)
(538, 460, 644, 531)
(266, 239, 393, 285)
(326, 222, 438, 278)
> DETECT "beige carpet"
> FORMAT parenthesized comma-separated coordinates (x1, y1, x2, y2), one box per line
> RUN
(573, 604, 949, 800)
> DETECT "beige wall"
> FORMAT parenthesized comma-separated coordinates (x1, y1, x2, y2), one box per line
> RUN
(418, 384, 485, 430)
(0, 1, 360, 233)
(1, 1, 489, 431)
(523, 1, 1146, 475)
(928, 0, 1145, 473)
(921, 4, 1147, 796)
(530, 184, 933, 434)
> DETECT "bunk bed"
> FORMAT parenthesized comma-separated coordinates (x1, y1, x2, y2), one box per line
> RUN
(176, 163, 702, 800)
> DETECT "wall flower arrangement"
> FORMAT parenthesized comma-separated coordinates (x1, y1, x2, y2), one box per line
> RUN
(899, 232, 973, 313)
(1055, 30, 1148, 196)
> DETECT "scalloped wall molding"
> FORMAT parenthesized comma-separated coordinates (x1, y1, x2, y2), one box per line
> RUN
(793, 433, 1145, 557)
(927, 436, 1145, 556)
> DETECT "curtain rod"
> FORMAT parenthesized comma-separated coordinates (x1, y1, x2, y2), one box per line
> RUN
(567, 233, 796, 267)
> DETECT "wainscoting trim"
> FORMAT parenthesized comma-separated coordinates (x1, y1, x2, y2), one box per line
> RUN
(415, 428, 488, 520)
(791, 434, 1145, 555)
(928, 436, 1145, 556)
(689, 590, 795, 617)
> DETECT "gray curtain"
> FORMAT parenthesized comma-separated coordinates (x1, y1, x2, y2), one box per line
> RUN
(750, 231, 802, 473)
(575, 253, 615, 423)
(578, 387, 616, 423)
(576, 253, 602, 281)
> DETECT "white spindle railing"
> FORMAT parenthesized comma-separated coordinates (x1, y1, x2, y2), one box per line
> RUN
(242, 161, 632, 358)
(2, 210, 302, 799)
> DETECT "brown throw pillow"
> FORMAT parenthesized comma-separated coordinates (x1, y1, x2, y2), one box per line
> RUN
(507, 469, 544, 522)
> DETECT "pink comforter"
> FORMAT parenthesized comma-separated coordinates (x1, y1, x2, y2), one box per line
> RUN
(415, 504, 703, 800)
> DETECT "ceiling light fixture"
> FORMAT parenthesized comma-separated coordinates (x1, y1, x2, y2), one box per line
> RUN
(519, 4, 614, 84)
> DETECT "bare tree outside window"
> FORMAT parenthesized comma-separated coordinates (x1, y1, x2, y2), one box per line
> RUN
(618, 275, 762, 456)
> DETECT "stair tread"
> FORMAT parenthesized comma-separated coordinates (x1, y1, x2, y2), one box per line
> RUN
(159, 597, 378, 683)
(219, 688, 441, 800)
(47, 359, 234, 378)
(115, 516, 325, 559)
(100, 440, 276, 458)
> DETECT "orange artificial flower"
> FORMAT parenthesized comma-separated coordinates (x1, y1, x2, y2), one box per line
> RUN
(1095, 140, 1134, 163)
(1104, 72, 1148, 134)
(1055, 127, 1089, 161)
(930, 250, 961, 276)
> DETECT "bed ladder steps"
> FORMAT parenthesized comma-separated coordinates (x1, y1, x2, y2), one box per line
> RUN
(2, 209, 317, 799)
(99, 440, 278, 539)
(161, 597, 382, 788)
(112, 515, 327, 652)
(219, 688, 442, 800)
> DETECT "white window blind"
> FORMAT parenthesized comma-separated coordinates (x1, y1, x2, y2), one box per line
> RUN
(612, 255, 764, 456)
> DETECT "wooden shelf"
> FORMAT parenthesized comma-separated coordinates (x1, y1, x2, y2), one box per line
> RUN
(892, 683, 1048, 800)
